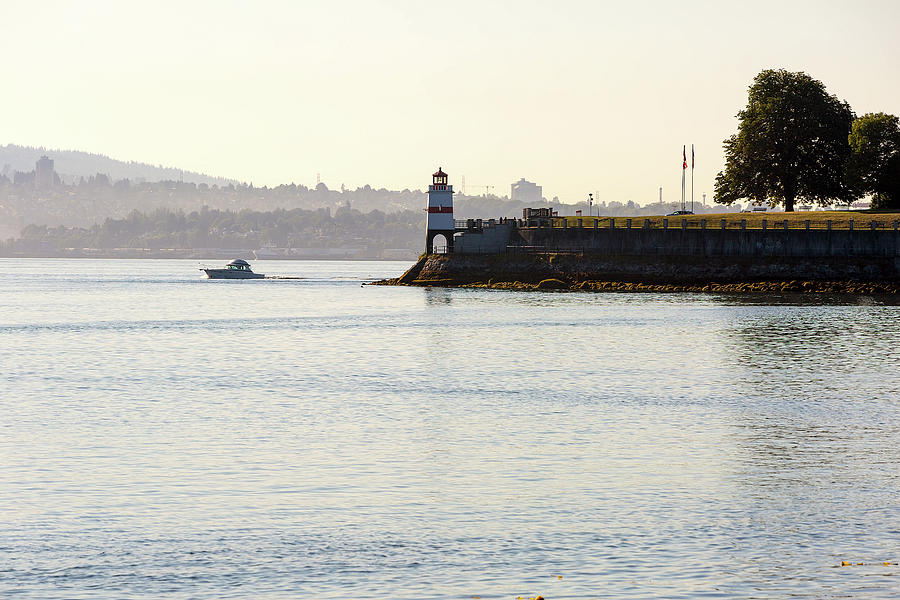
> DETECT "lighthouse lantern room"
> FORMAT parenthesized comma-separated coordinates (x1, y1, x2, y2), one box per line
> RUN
(426, 167, 454, 253)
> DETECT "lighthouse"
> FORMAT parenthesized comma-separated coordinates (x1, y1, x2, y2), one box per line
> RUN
(426, 167, 455, 253)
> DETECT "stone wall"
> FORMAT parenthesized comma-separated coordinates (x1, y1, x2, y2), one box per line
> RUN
(514, 227, 900, 259)
(438, 221, 900, 283)
(418, 252, 900, 284)
(425, 222, 900, 282)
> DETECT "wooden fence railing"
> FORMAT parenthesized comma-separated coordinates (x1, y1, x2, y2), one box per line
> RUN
(520, 216, 900, 231)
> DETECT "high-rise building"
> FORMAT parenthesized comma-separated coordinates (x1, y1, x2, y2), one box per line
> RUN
(35, 155, 55, 189)
(510, 178, 542, 204)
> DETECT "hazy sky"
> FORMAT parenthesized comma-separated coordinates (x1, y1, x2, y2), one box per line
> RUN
(3, 0, 899, 205)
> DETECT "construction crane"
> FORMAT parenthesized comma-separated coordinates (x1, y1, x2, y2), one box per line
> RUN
(458, 175, 496, 197)
(465, 184, 495, 197)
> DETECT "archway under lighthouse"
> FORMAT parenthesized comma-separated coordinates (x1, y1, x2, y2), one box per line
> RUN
(426, 231, 454, 254)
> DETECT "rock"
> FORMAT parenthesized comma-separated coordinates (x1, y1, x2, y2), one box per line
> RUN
(536, 278, 569, 290)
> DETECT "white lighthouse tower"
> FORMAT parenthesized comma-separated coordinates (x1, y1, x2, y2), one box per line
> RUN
(426, 167, 455, 253)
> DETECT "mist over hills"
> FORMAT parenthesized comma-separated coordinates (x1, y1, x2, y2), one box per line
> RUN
(0, 144, 541, 238)
(0, 143, 729, 256)
(0, 144, 237, 187)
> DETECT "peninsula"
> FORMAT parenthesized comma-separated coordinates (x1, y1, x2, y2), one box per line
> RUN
(383, 216, 900, 295)
(382, 67, 900, 295)
(377, 170, 900, 295)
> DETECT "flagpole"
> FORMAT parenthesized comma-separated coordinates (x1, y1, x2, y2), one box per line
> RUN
(681, 145, 686, 213)
(691, 144, 694, 213)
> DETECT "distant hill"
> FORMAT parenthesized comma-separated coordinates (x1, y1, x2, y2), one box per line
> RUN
(0, 144, 238, 186)
(0, 143, 738, 243)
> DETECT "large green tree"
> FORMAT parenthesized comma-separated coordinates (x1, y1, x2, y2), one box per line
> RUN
(846, 112, 900, 209)
(715, 69, 855, 211)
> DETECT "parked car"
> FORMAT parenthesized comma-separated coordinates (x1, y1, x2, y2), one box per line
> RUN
(666, 210, 694, 216)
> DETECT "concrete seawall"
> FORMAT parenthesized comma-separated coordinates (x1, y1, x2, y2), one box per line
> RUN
(514, 227, 900, 260)
(404, 227, 900, 286)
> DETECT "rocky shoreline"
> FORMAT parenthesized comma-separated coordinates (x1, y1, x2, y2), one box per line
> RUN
(373, 254, 900, 294)
(388, 278, 900, 294)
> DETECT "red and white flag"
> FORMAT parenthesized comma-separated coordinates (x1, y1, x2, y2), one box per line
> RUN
(682, 146, 687, 170)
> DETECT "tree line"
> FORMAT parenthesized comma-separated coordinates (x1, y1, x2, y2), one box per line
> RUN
(0, 206, 425, 255)
(0, 172, 589, 243)
(0, 171, 694, 246)
(0, 175, 431, 239)
(715, 69, 900, 211)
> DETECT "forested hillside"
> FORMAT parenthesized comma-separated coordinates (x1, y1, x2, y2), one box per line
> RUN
(0, 144, 236, 187)
(0, 171, 567, 241)
(0, 145, 736, 255)
(1, 206, 424, 259)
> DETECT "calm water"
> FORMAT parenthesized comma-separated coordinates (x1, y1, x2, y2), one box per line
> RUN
(1, 259, 898, 599)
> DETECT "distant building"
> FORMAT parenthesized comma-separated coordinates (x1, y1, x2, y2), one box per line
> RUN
(510, 178, 542, 204)
(35, 155, 55, 189)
